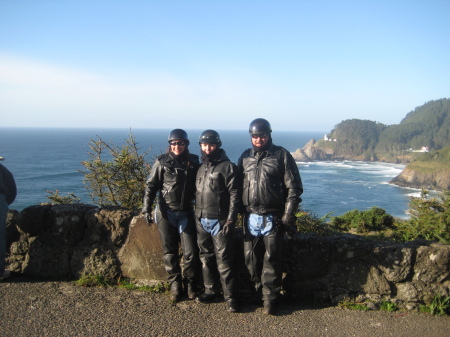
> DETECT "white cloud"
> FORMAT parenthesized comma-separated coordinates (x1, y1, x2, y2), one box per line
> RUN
(0, 54, 286, 129)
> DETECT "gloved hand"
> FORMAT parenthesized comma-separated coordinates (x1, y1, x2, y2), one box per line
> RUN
(222, 219, 235, 235)
(281, 213, 296, 226)
(143, 211, 153, 224)
(281, 213, 297, 238)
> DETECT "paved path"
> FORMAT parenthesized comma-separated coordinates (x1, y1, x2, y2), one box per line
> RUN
(1, 277, 449, 337)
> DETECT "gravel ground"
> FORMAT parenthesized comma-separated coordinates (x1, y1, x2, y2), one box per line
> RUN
(1, 276, 449, 337)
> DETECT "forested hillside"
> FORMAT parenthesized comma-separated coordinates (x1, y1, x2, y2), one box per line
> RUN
(314, 98, 450, 162)
(376, 98, 450, 154)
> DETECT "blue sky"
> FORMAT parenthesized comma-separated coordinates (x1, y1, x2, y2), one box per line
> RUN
(1, 1, 449, 132)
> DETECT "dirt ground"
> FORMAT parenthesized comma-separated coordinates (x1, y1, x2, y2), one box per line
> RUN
(1, 276, 449, 337)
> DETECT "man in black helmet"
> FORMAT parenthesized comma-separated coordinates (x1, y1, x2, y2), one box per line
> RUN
(237, 118, 303, 315)
(142, 129, 200, 302)
(194, 130, 241, 312)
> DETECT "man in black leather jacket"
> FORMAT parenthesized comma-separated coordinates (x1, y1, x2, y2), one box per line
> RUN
(194, 130, 241, 313)
(142, 129, 200, 302)
(0, 159, 17, 281)
(237, 118, 303, 315)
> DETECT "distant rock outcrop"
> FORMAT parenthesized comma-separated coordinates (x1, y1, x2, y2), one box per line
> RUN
(390, 166, 450, 191)
(292, 139, 330, 161)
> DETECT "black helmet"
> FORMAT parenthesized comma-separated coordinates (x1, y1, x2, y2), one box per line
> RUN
(199, 129, 221, 147)
(249, 118, 272, 135)
(168, 129, 189, 145)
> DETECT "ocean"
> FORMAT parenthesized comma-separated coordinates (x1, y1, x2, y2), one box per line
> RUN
(0, 127, 420, 219)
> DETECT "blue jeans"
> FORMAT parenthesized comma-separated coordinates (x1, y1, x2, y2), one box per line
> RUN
(200, 218, 221, 236)
(0, 194, 8, 273)
(166, 209, 190, 234)
(248, 213, 274, 236)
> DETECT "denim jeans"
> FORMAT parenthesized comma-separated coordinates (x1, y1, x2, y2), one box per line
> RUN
(200, 218, 221, 236)
(248, 213, 274, 236)
(0, 194, 8, 273)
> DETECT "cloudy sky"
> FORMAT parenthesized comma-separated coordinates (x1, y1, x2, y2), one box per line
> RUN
(1, 0, 449, 132)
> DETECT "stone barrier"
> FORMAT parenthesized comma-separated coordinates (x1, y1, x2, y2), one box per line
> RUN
(6, 204, 450, 308)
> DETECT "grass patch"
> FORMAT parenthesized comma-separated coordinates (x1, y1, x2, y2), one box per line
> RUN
(380, 301, 398, 312)
(75, 274, 110, 287)
(117, 277, 168, 293)
(74, 274, 168, 294)
(419, 295, 450, 316)
(338, 298, 368, 311)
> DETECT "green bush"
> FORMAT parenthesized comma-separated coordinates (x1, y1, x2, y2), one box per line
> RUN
(394, 190, 450, 244)
(80, 131, 153, 212)
(330, 207, 395, 233)
(295, 210, 334, 236)
(46, 190, 81, 204)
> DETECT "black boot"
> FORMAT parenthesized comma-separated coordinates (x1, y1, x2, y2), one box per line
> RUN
(263, 301, 276, 315)
(186, 281, 197, 300)
(226, 299, 239, 313)
(195, 290, 218, 303)
(169, 282, 182, 302)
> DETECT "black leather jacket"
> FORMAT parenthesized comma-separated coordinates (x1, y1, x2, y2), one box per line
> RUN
(0, 163, 17, 205)
(195, 149, 241, 221)
(237, 143, 303, 215)
(142, 151, 199, 213)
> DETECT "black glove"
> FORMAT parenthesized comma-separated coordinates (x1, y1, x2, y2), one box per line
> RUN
(222, 220, 235, 235)
(281, 213, 297, 237)
(143, 211, 153, 224)
(281, 213, 296, 226)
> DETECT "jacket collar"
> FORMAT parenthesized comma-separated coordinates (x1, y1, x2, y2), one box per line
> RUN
(250, 143, 276, 157)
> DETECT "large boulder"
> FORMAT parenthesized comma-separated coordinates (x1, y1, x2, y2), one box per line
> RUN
(118, 216, 166, 281)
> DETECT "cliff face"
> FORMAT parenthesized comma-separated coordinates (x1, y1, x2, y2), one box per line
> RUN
(292, 139, 336, 161)
(293, 139, 449, 191)
(390, 166, 450, 191)
(292, 139, 369, 162)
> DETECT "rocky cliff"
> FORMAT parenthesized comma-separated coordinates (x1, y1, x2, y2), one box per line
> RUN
(5, 204, 450, 308)
(292, 139, 370, 162)
(293, 139, 450, 191)
(390, 166, 450, 191)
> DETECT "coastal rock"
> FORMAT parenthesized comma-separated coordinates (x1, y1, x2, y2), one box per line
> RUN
(291, 148, 312, 162)
(292, 139, 330, 161)
(390, 166, 450, 191)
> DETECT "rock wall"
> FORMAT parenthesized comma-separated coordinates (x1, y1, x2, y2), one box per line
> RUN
(6, 205, 450, 308)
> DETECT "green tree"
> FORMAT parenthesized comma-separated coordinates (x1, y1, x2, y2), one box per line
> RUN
(80, 131, 153, 211)
(394, 190, 450, 243)
(327, 119, 387, 157)
(330, 207, 395, 233)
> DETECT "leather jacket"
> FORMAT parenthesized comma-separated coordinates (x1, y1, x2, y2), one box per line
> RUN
(142, 151, 199, 213)
(195, 148, 241, 221)
(0, 163, 17, 205)
(237, 143, 303, 215)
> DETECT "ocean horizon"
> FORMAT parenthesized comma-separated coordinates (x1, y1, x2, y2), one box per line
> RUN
(0, 127, 420, 219)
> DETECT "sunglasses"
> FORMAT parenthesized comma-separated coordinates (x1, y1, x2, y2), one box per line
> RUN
(251, 133, 269, 139)
(169, 141, 186, 146)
